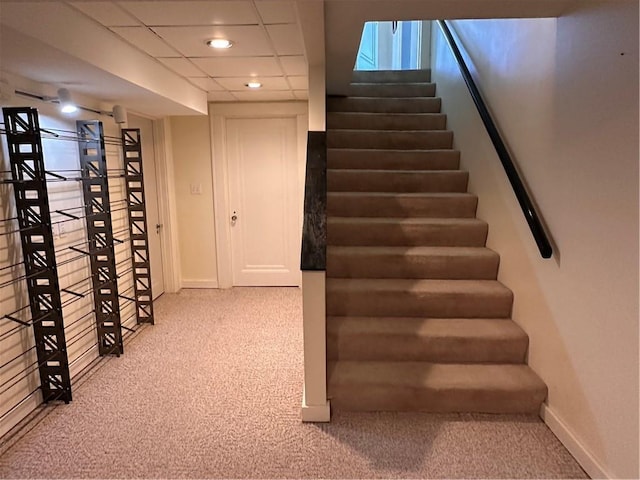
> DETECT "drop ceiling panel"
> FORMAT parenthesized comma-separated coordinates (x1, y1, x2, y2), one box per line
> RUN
(214, 76, 289, 91)
(188, 77, 225, 91)
(192, 56, 282, 77)
(158, 58, 206, 77)
(111, 26, 180, 57)
(70, 2, 140, 26)
(119, 1, 258, 26)
(266, 24, 304, 55)
(232, 90, 295, 101)
(151, 25, 272, 57)
(287, 76, 308, 89)
(279, 56, 307, 76)
(255, 1, 297, 24)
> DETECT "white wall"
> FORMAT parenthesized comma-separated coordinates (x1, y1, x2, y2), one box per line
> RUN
(431, 2, 638, 478)
(0, 73, 137, 438)
(169, 116, 218, 288)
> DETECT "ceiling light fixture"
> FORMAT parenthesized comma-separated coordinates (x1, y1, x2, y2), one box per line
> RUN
(245, 81, 262, 89)
(57, 88, 78, 114)
(206, 38, 233, 49)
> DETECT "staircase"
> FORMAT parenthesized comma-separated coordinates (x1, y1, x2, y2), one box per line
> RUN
(325, 70, 547, 413)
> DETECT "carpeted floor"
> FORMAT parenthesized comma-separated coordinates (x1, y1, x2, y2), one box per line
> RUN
(0, 288, 587, 479)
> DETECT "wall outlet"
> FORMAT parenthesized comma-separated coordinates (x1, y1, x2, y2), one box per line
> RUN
(190, 183, 203, 195)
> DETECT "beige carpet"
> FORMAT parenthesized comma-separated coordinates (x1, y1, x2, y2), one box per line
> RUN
(0, 288, 587, 479)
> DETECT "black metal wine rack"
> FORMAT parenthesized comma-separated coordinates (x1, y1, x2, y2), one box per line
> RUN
(121, 129, 154, 324)
(77, 120, 124, 356)
(2, 107, 72, 403)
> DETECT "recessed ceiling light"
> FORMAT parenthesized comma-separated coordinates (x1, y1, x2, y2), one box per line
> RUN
(206, 38, 233, 49)
(245, 81, 262, 89)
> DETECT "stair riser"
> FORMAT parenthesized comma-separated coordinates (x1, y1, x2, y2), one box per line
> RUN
(327, 130, 453, 150)
(327, 222, 488, 247)
(349, 83, 436, 97)
(328, 171, 468, 193)
(328, 385, 544, 413)
(328, 149, 460, 170)
(352, 70, 431, 83)
(327, 113, 447, 131)
(327, 333, 527, 363)
(327, 97, 441, 114)
(327, 194, 477, 218)
(326, 252, 499, 279)
(326, 289, 512, 318)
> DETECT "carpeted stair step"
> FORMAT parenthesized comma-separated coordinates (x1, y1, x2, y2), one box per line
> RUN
(327, 361, 547, 413)
(327, 112, 447, 131)
(327, 96, 441, 114)
(327, 169, 468, 193)
(327, 192, 477, 218)
(326, 278, 513, 318)
(352, 69, 431, 83)
(326, 246, 499, 279)
(327, 130, 453, 150)
(349, 82, 436, 97)
(327, 149, 460, 170)
(327, 217, 488, 247)
(326, 317, 528, 363)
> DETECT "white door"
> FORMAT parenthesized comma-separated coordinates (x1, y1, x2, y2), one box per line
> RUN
(126, 114, 165, 299)
(226, 117, 299, 286)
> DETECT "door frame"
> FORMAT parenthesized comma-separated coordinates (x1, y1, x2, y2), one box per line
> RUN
(119, 111, 181, 294)
(152, 117, 182, 293)
(209, 102, 308, 288)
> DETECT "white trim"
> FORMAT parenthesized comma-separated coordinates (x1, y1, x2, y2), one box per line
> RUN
(180, 280, 219, 289)
(540, 403, 611, 479)
(301, 387, 331, 422)
(209, 101, 308, 288)
(301, 271, 329, 421)
(209, 112, 233, 289)
(153, 118, 182, 293)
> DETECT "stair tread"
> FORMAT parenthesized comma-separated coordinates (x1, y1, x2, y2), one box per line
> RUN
(327, 316, 526, 339)
(350, 82, 435, 86)
(329, 148, 457, 153)
(328, 217, 486, 225)
(328, 112, 443, 116)
(328, 361, 546, 391)
(328, 191, 474, 198)
(328, 129, 452, 133)
(327, 245, 495, 255)
(332, 96, 439, 100)
(327, 168, 463, 174)
(327, 277, 511, 294)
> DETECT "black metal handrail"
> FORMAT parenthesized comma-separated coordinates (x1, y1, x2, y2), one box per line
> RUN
(437, 20, 553, 259)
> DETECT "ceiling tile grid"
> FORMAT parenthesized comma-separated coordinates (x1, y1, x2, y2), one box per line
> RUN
(69, 0, 309, 103)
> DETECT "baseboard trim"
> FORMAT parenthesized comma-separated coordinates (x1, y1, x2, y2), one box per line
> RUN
(301, 393, 330, 422)
(540, 403, 611, 479)
(180, 280, 219, 289)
